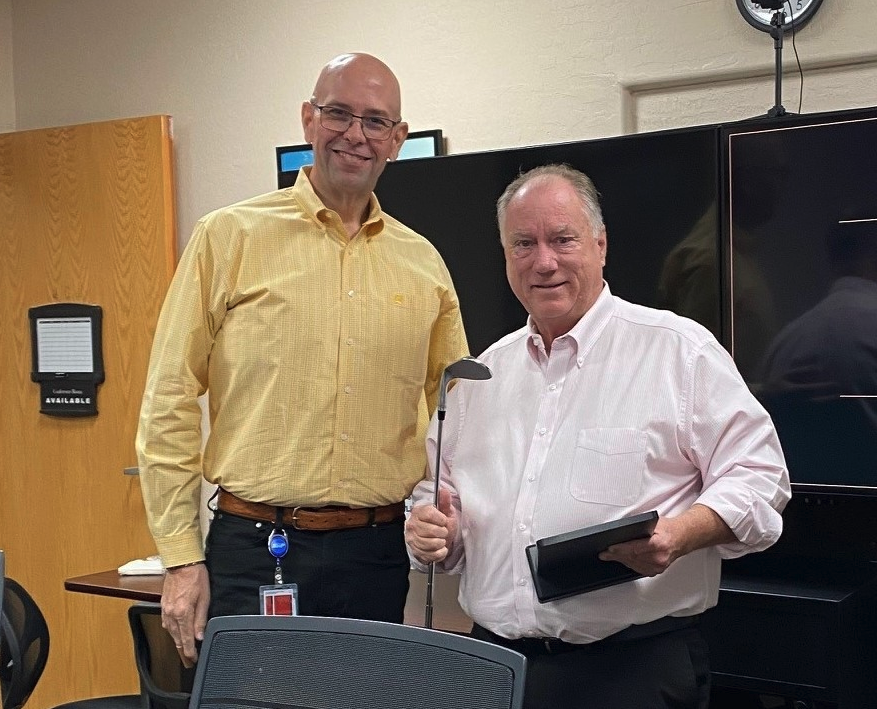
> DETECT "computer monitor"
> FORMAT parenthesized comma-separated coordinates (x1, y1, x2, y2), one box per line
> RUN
(276, 129, 444, 188)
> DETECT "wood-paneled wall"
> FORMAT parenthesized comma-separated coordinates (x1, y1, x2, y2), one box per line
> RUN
(0, 116, 176, 708)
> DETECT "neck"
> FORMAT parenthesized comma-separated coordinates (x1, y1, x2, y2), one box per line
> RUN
(332, 193, 372, 238)
(310, 180, 372, 238)
(532, 321, 560, 356)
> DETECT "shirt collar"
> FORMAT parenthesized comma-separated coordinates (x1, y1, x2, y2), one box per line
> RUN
(292, 167, 385, 238)
(525, 282, 614, 366)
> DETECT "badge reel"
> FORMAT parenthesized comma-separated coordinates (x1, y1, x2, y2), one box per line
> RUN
(259, 521, 299, 616)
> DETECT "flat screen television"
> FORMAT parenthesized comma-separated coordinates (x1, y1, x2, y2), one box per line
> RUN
(722, 107, 877, 497)
(375, 126, 721, 357)
(276, 129, 444, 189)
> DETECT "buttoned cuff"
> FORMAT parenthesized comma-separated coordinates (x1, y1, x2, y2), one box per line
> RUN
(155, 530, 205, 569)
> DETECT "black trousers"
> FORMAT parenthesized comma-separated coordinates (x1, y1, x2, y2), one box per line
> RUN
(472, 620, 711, 709)
(205, 510, 410, 621)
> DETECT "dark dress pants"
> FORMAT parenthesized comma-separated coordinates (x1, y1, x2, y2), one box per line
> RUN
(472, 623, 711, 709)
(205, 510, 410, 621)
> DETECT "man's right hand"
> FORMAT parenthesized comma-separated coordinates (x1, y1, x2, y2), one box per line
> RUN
(161, 562, 209, 668)
(404, 487, 459, 565)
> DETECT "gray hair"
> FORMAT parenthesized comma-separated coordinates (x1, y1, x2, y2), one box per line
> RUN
(496, 164, 604, 242)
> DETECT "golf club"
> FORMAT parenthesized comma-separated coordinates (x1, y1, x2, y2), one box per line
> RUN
(425, 356, 492, 629)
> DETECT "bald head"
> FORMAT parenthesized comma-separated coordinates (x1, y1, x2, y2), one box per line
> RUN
(311, 53, 402, 119)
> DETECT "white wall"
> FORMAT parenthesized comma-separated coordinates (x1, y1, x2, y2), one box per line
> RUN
(0, 0, 14, 131)
(8, 0, 877, 248)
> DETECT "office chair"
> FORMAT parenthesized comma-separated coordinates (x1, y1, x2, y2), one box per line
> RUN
(189, 614, 527, 709)
(0, 550, 5, 628)
(50, 603, 193, 709)
(0, 579, 190, 709)
(0, 578, 50, 709)
(127, 604, 193, 709)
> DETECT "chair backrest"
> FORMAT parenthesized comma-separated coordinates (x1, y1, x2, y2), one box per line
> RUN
(0, 578, 50, 709)
(0, 548, 5, 709)
(127, 604, 193, 709)
(189, 615, 526, 709)
(0, 550, 5, 626)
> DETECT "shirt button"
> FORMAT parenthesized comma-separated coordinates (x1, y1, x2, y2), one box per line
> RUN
(346, 338, 354, 346)
(347, 290, 355, 298)
(548, 383, 557, 391)
(538, 428, 547, 436)
(577, 357, 584, 366)
(518, 523, 526, 531)
(344, 386, 352, 394)
(528, 475, 535, 482)
(518, 578, 527, 586)
(340, 433, 349, 441)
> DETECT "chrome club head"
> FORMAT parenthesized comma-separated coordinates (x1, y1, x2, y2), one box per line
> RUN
(438, 357, 493, 413)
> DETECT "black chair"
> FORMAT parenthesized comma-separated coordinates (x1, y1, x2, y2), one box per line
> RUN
(0, 578, 50, 709)
(127, 603, 193, 709)
(0, 580, 190, 709)
(50, 603, 193, 709)
(0, 550, 5, 626)
(189, 614, 527, 709)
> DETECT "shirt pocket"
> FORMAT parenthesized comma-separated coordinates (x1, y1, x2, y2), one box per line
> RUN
(383, 292, 439, 378)
(568, 428, 647, 506)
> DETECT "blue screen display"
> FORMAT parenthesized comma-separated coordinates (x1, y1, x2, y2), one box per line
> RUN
(279, 149, 314, 172)
(278, 132, 441, 176)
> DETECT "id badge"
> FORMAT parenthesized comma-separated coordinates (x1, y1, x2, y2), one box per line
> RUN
(259, 583, 299, 616)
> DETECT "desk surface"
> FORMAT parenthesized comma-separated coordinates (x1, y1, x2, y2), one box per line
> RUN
(65, 568, 472, 634)
(65, 570, 165, 603)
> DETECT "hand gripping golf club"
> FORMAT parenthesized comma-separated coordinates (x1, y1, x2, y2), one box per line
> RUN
(425, 356, 492, 629)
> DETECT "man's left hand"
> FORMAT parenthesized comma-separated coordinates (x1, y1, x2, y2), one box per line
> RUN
(598, 504, 736, 576)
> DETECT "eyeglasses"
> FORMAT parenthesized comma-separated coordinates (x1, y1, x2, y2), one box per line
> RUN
(309, 101, 401, 141)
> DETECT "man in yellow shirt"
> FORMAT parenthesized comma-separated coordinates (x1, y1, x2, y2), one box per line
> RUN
(136, 53, 468, 665)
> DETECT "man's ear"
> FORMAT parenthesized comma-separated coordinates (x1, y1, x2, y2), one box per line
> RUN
(387, 122, 409, 161)
(301, 101, 316, 144)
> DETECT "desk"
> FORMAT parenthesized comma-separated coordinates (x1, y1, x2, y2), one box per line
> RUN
(65, 568, 473, 634)
(65, 570, 164, 602)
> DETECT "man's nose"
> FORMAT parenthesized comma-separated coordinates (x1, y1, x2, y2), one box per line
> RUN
(533, 242, 558, 271)
(342, 117, 368, 141)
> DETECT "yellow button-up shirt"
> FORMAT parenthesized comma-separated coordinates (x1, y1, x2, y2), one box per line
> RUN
(136, 168, 468, 566)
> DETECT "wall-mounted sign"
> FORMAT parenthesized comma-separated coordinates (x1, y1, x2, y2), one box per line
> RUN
(29, 303, 105, 417)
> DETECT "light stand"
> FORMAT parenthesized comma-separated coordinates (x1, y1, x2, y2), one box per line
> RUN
(737, 0, 825, 118)
(424, 356, 492, 629)
(767, 7, 788, 118)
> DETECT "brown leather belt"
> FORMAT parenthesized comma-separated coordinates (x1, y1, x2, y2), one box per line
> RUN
(216, 488, 406, 531)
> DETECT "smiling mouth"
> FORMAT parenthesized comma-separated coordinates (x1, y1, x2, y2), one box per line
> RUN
(333, 148, 370, 162)
(532, 282, 566, 290)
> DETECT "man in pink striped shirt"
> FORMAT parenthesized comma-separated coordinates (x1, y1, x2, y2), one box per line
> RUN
(406, 164, 790, 709)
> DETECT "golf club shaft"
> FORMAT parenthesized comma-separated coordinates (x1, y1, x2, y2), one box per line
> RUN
(425, 414, 444, 629)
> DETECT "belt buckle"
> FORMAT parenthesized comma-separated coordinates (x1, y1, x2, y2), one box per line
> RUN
(289, 506, 305, 530)
(540, 637, 570, 655)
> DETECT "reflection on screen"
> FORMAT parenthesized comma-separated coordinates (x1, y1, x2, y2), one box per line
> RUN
(728, 115, 877, 493)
